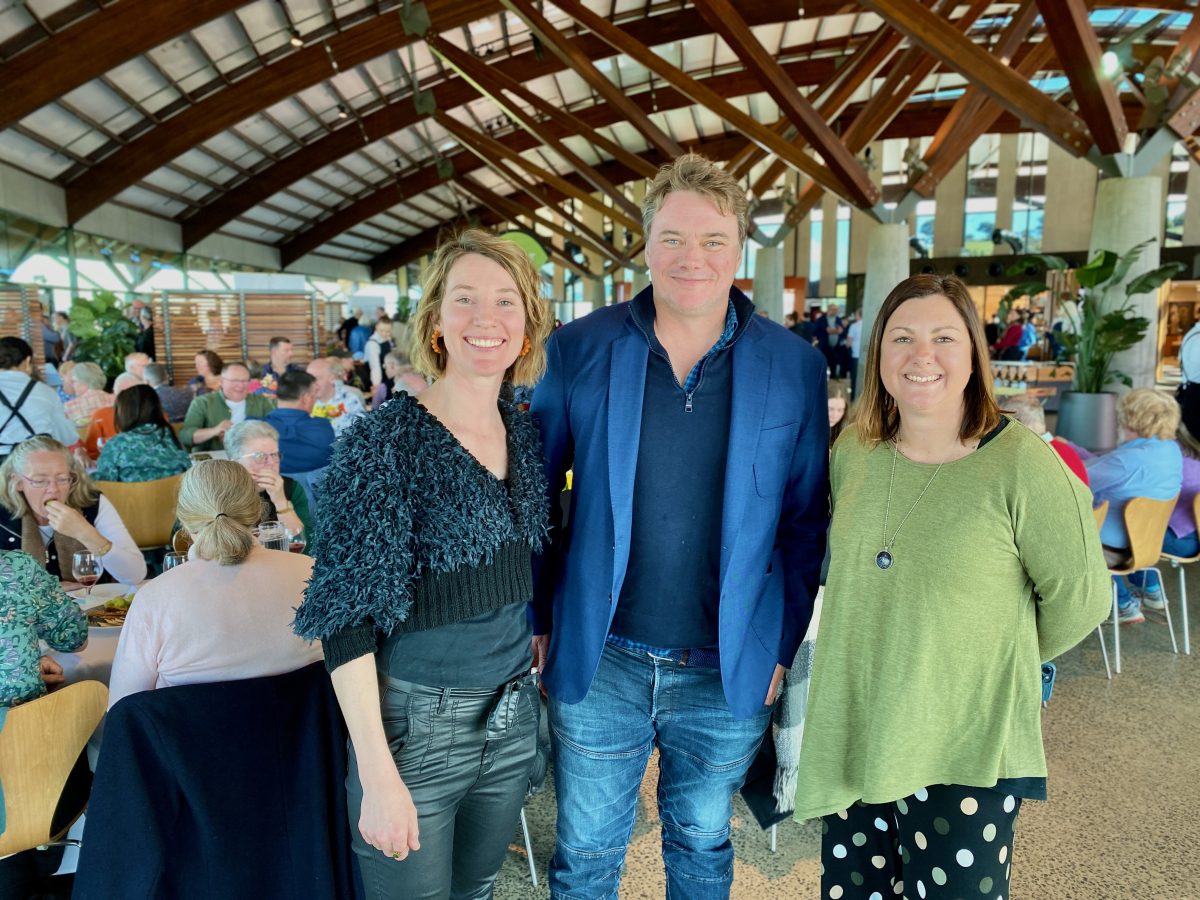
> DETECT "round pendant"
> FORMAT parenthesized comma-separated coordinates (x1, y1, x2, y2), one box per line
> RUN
(875, 549, 894, 570)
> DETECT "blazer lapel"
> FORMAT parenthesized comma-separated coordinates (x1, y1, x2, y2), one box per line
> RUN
(607, 327, 648, 594)
(720, 333, 770, 588)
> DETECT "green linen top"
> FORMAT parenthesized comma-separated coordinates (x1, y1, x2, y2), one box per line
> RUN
(792, 420, 1111, 821)
(94, 424, 192, 483)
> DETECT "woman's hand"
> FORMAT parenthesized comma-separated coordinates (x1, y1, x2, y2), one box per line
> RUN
(252, 471, 288, 507)
(45, 501, 103, 547)
(358, 765, 421, 861)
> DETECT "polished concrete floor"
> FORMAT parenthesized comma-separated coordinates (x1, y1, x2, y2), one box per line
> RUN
(495, 564, 1200, 899)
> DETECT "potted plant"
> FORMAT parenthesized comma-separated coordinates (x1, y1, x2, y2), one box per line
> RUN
(1000, 238, 1183, 450)
(67, 291, 139, 385)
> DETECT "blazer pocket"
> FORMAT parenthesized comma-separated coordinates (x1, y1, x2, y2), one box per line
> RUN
(752, 423, 799, 498)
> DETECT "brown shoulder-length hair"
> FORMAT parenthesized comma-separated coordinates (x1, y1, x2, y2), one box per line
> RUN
(856, 273, 1000, 446)
(409, 228, 554, 387)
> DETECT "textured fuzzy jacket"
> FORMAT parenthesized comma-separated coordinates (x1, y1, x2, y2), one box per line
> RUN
(293, 393, 548, 642)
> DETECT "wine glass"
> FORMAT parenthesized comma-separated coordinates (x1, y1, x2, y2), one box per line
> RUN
(72, 551, 103, 597)
(172, 528, 193, 554)
(253, 520, 289, 551)
(162, 551, 187, 572)
(286, 529, 306, 554)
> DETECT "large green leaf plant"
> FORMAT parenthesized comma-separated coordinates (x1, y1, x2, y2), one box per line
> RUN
(1000, 239, 1183, 393)
(67, 291, 139, 384)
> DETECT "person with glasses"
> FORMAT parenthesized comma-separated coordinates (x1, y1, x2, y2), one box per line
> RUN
(179, 361, 275, 452)
(0, 435, 146, 584)
(225, 420, 310, 541)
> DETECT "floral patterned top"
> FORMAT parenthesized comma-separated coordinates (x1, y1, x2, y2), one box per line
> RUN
(94, 424, 192, 483)
(0, 550, 87, 707)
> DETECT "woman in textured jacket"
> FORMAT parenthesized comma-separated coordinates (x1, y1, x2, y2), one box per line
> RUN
(294, 229, 554, 900)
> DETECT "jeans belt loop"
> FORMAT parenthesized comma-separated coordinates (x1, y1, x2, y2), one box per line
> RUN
(437, 687, 449, 715)
(679, 649, 690, 667)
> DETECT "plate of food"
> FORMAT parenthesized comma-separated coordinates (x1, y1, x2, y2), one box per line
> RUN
(86, 600, 132, 628)
(67, 582, 135, 609)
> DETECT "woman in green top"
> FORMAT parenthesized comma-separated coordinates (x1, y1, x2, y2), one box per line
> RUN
(94, 385, 191, 483)
(796, 275, 1110, 900)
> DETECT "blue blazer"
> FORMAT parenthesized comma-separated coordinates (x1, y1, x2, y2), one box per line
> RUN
(530, 289, 829, 719)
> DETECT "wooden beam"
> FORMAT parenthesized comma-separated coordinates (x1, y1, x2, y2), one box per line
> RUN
(432, 110, 640, 235)
(1036, 0, 1127, 154)
(549, 0, 878, 206)
(425, 34, 644, 224)
(0, 0, 249, 131)
(860, 0, 1092, 155)
(433, 114, 626, 264)
(64, 0, 500, 223)
(181, 31, 838, 248)
(497, 0, 682, 160)
(693, 0, 875, 207)
(911, 12, 1055, 196)
(1164, 14, 1200, 112)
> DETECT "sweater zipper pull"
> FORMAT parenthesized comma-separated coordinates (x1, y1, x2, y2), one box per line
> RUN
(684, 392, 694, 413)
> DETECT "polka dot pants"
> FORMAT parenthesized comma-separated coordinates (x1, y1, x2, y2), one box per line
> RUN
(820, 784, 1021, 900)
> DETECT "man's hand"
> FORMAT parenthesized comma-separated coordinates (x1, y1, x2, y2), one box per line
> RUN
(39, 656, 65, 688)
(531, 634, 550, 673)
(765, 664, 786, 706)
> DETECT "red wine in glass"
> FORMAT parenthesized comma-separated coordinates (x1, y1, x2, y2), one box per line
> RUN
(78, 575, 100, 587)
(72, 550, 103, 597)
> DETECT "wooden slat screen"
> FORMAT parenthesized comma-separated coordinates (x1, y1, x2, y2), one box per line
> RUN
(0, 285, 46, 370)
(242, 293, 319, 369)
(160, 292, 246, 387)
(160, 292, 318, 386)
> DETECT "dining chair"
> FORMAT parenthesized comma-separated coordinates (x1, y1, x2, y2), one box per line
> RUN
(93, 473, 184, 551)
(0, 680, 107, 859)
(1158, 493, 1199, 657)
(1091, 501, 1112, 679)
(1105, 496, 1178, 674)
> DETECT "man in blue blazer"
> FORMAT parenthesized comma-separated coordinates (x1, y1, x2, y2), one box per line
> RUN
(530, 154, 829, 899)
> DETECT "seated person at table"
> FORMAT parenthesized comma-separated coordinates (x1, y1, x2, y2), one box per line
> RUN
(62, 361, 113, 427)
(261, 370, 334, 476)
(0, 549, 87, 707)
(306, 357, 365, 437)
(1006, 393, 1089, 485)
(0, 337, 79, 463)
(180, 361, 275, 452)
(1087, 389, 1183, 624)
(143, 362, 192, 423)
(95, 385, 191, 483)
(188, 350, 223, 396)
(84, 372, 142, 459)
(107, 460, 322, 708)
(226, 420, 310, 540)
(0, 436, 146, 584)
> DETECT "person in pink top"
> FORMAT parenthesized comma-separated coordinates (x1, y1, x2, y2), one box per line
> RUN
(107, 459, 322, 709)
(1006, 393, 1089, 485)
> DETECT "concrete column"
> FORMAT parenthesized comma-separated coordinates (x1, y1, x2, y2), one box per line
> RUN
(1042, 143, 1098, 252)
(1088, 176, 1164, 390)
(933, 156, 967, 257)
(1183, 159, 1200, 245)
(850, 142, 885, 276)
(752, 244, 785, 322)
(858, 223, 911, 388)
(580, 202, 608, 308)
(820, 193, 839, 298)
(994, 134, 1018, 234)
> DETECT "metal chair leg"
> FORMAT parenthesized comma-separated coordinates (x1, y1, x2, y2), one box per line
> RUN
(1176, 561, 1192, 656)
(1152, 567, 1178, 654)
(519, 806, 537, 887)
(1096, 625, 1111, 680)
(1112, 580, 1121, 675)
(770, 823, 778, 854)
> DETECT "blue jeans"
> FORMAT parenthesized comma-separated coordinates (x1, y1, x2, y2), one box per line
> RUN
(1114, 528, 1199, 609)
(548, 642, 773, 900)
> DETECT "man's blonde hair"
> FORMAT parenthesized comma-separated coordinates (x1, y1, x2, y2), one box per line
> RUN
(409, 229, 554, 387)
(642, 153, 749, 244)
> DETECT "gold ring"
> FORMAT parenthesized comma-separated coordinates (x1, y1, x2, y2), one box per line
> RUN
(391, 852, 401, 860)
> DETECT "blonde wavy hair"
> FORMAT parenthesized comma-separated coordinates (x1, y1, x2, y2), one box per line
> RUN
(1118, 388, 1180, 441)
(0, 436, 96, 518)
(408, 229, 554, 387)
(176, 460, 262, 566)
(642, 152, 749, 245)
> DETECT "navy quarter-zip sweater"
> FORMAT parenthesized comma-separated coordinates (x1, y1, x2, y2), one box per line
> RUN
(609, 289, 754, 650)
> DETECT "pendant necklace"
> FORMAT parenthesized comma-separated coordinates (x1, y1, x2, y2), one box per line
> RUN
(876, 441, 947, 571)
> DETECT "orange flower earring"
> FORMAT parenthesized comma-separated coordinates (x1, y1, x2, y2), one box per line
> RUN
(431, 330, 443, 354)
(519, 336, 532, 357)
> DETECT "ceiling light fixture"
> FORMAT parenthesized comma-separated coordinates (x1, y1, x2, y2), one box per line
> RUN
(289, 29, 303, 47)
(337, 104, 349, 119)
